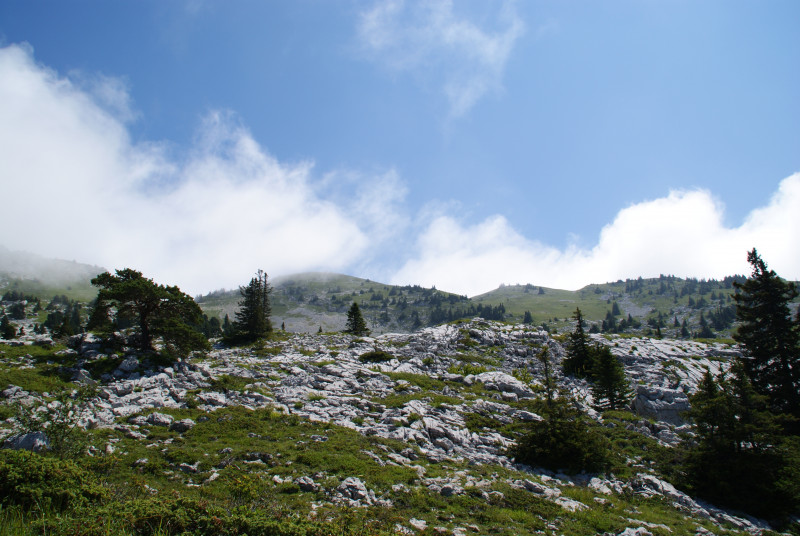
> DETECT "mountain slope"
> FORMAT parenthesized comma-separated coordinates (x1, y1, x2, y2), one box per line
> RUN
(0, 246, 104, 301)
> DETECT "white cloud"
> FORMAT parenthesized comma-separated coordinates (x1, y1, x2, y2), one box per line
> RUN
(391, 176, 800, 296)
(0, 43, 375, 295)
(2, 42, 798, 300)
(357, 0, 525, 117)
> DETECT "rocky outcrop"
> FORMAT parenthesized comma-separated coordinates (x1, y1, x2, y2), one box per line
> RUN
(1, 318, 763, 533)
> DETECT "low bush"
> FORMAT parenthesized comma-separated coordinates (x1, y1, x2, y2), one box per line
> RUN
(0, 450, 106, 511)
(358, 350, 393, 363)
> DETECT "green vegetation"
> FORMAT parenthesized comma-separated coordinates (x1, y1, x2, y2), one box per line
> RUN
(89, 268, 209, 357)
(512, 348, 612, 473)
(344, 301, 369, 336)
(357, 349, 393, 363)
(732, 248, 800, 421)
(228, 269, 273, 344)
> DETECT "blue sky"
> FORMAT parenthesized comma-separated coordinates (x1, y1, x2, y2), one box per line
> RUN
(1, 1, 799, 296)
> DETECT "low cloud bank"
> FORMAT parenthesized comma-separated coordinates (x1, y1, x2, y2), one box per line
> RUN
(1, 43, 797, 298)
(0, 44, 372, 294)
(391, 177, 800, 296)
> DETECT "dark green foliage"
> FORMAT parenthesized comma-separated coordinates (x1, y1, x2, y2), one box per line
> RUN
(428, 302, 505, 324)
(231, 270, 273, 343)
(8, 301, 26, 320)
(40, 495, 381, 536)
(512, 396, 611, 474)
(733, 248, 800, 418)
(522, 310, 533, 324)
(591, 346, 632, 411)
(1, 314, 16, 339)
(90, 268, 209, 356)
(562, 308, 593, 378)
(358, 350, 393, 363)
(199, 314, 222, 338)
(514, 347, 611, 473)
(696, 312, 714, 339)
(683, 361, 800, 520)
(345, 302, 369, 336)
(0, 449, 106, 511)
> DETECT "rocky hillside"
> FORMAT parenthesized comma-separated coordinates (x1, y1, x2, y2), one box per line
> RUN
(0, 246, 104, 302)
(0, 318, 776, 535)
(195, 272, 785, 340)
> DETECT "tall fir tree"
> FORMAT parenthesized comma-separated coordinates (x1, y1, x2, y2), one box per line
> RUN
(683, 360, 800, 519)
(345, 302, 369, 336)
(563, 308, 593, 378)
(591, 345, 632, 411)
(233, 270, 273, 343)
(733, 248, 800, 418)
(513, 346, 611, 473)
(1, 315, 16, 340)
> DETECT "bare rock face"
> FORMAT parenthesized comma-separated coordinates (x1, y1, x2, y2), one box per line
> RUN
(632, 385, 691, 425)
(169, 418, 196, 433)
(3, 431, 49, 452)
(146, 412, 174, 427)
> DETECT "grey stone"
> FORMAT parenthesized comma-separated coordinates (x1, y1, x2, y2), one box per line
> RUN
(3, 431, 49, 452)
(295, 476, 319, 492)
(169, 418, 196, 433)
(146, 412, 174, 427)
(118, 356, 140, 373)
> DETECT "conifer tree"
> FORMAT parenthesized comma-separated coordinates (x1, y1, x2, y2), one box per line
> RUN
(733, 249, 800, 418)
(684, 361, 800, 519)
(345, 302, 369, 336)
(1, 315, 16, 340)
(563, 308, 593, 378)
(91, 268, 209, 356)
(591, 345, 632, 411)
(232, 270, 272, 343)
(513, 346, 611, 473)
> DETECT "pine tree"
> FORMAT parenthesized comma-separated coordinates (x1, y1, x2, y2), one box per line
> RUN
(345, 302, 369, 336)
(222, 314, 233, 337)
(683, 361, 800, 519)
(513, 346, 611, 473)
(1, 315, 16, 340)
(232, 270, 273, 343)
(90, 268, 209, 356)
(563, 308, 593, 378)
(733, 249, 800, 418)
(591, 345, 632, 411)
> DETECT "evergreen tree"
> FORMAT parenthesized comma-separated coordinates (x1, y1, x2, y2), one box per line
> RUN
(591, 345, 632, 411)
(1, 315, 16, 340)
(522, 310, 533, 324)
(733, 249, 800, 418)
(697, 312, 714, 339)
(345, 302, 369, 336)
(683, 361, 800, 519)
(222, 314, 233, 337)
(562, 308, 593, 378)
(513, 347, 610, 473)
(90, 268, 209, 356)
(232, 270, 273, 343)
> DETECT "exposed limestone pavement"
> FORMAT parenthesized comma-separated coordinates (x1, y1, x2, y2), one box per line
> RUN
(0, 319, 770, 534)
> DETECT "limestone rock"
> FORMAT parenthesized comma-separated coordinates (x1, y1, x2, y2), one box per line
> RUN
(146, 412, 174, 427)
(3, 431, 49, 452)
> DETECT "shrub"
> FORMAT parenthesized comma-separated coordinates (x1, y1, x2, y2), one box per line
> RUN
(511, 398, 611, 474)
(0, 450, 106, 511)
(358, 350, 393, 363)
(13, 384, 97, 459)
